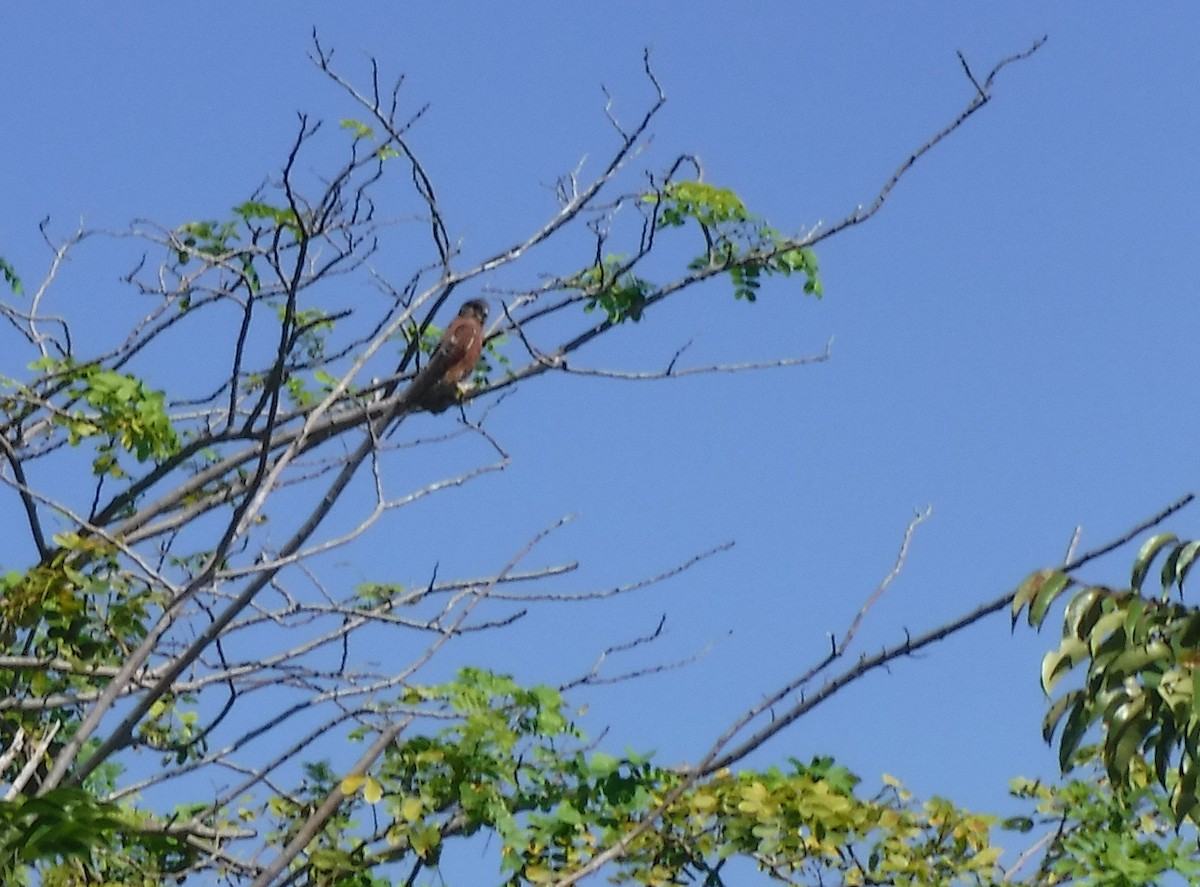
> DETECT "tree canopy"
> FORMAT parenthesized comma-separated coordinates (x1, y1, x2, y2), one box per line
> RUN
(2, 30, 1199, 887)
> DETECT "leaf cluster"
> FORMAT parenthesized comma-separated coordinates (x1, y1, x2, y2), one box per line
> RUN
(649, 180, 823, 302)
(323, 670, 1002, 886)
(1009, 747, 1200, 886)
(571, 180, 823, 326)
(575, 255, 654, 324)
(1013, 532, 1200, 824)
(19, 357, 179, 478)
(0, 256, 21, 296)
(0, 787, 194, 886)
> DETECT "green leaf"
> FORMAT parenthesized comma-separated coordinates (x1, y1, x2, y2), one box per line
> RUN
(1086, 610, 1130, 656)
(1029, 571, 1074, 628)
(1063, 586, 1110, 640)
(1174, 540, 1200, 595)
(589, 751, 620, 776)
(1131, 533, 1178, 593)
(1057, 691, 1092, 770)
(1122, 595, 1150, 645)
(1105, 698, 1148, 784)
(1042, 638, 1089, 695)
(1013, 569, 1050, 626)
(1105, 642, 1170, 683)
(1154, 717, 1177, 785)
(340, 118, 374, 138)
(1160, 543, 1185, 598)
(0, 257, 22, 295)
(1043, 689, 1084, 744)
(555, 801, 584, 826)
(1173, 762, 1199, 823)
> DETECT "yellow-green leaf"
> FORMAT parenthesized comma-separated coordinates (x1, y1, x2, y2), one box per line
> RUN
(363, 775, 383, 804)
(401, 796, 423, 822)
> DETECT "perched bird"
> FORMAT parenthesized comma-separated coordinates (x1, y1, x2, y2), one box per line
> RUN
(407, 299, 488, 413)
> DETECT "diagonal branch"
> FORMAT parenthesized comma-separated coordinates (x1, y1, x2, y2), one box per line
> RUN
(701, 490, 1194, 775)
(548, 491, 1192, 887)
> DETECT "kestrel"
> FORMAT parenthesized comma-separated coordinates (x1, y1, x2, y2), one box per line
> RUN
(407, 299, 488, 413)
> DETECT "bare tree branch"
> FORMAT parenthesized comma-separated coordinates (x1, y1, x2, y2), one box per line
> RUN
(0, 33, 1063, 886)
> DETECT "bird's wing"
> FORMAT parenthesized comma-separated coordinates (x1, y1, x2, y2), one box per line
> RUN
(438, 321, 476, 363)
(439, 319, 486, 383)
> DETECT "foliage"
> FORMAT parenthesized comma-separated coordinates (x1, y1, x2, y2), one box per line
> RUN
(1014, 532, 1200, 825)
(574, 180, 822, 325)
(0, 787, 194, 886)
(0, 531, 139, 658)
(0, 60, 847, 884)
(0, 257, 21, 296)
(10, 357, 180, 478)
(648, 180, 823, 302)
(1008, 746, 1200, 885)
(340, 117, 404, 160)
(574, 255, 655, 324)
(0, 34, 1072, 887)
(321, 669, 1004, 886)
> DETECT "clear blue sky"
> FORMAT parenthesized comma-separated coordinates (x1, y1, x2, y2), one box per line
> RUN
(3, 3, 1199, 879)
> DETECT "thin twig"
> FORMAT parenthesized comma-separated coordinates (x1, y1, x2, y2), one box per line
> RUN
(837, 505, 932, 653)
(551, 484, 1190, 886)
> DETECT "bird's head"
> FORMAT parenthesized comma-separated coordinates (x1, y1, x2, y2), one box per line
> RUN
(459, 299, 489, 323)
